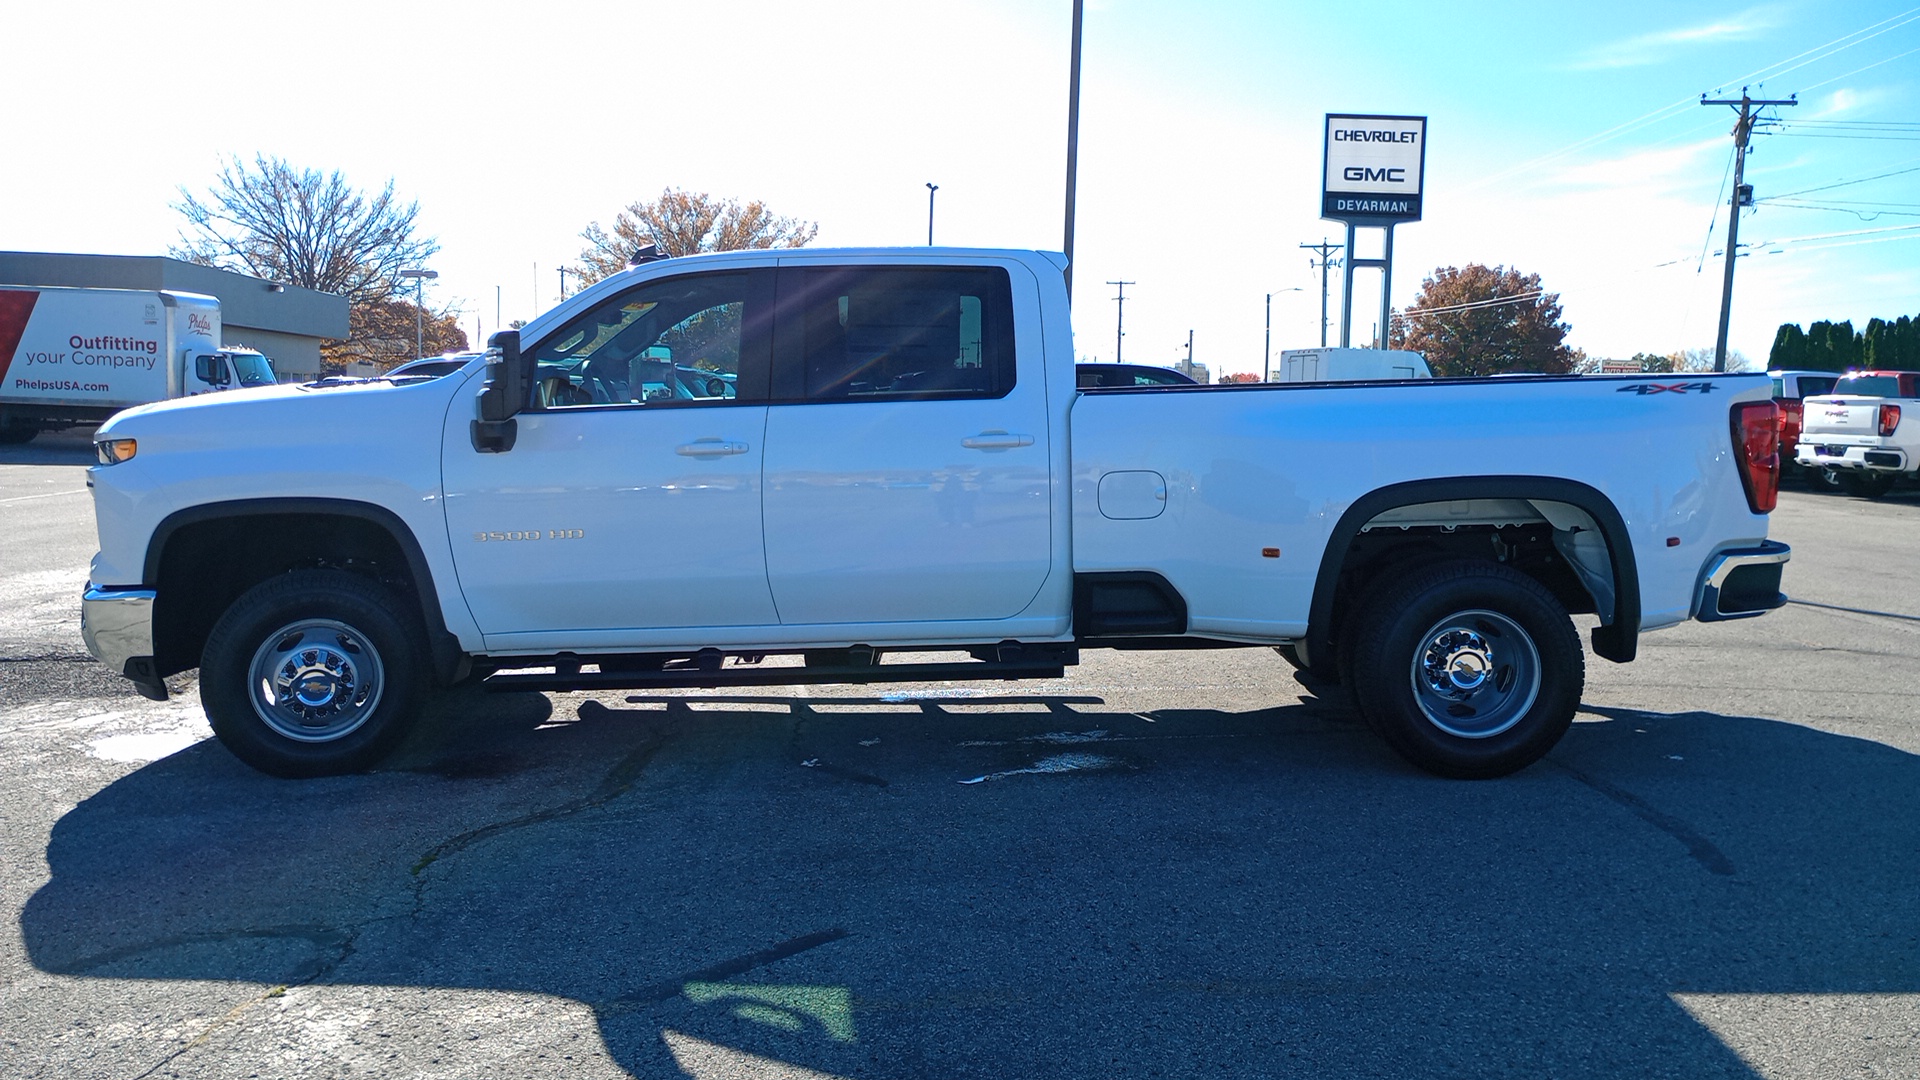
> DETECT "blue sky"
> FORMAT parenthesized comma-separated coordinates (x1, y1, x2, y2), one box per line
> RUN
(6, 1, 1916, 375)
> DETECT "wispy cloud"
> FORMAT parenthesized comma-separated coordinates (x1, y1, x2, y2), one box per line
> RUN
(1572, 7, 1782, 70)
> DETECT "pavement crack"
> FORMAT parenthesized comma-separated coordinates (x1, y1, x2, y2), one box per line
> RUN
(0, 652, 94, 664)
(406, 706, 674, 908)
(1553, 762, 1735, 876)
(77, 924, 363, 1080)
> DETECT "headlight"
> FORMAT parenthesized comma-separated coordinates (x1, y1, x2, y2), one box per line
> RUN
(95, 438, 138, 465)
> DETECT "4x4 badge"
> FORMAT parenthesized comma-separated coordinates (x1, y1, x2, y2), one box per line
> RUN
(1617, 381, 1719, 395)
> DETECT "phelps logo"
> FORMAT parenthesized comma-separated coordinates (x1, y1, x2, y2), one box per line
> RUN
(188, 313, 213, 336)
(1616, 382, 1719, 395)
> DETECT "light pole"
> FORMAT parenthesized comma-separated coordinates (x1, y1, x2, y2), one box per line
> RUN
(1265, 288, 1304, 379)
(926, 183, 939, 246)
(1062, 0, 1084, 301)
(399, 269, 438, 360)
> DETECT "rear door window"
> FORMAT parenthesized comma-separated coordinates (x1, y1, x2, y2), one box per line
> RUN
(774, 267, 1015, 401)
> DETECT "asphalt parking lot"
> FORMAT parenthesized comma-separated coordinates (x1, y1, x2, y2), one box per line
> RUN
(3, 431, 1917, 1079)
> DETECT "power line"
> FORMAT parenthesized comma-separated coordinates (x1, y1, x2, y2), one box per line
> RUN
(1768, 162, 1920, 200)
(1396, 292, 1547, 320)
(1461, 6, 1920, 193)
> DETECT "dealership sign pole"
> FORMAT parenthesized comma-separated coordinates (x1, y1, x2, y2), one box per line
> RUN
(1321, 114, 1426, 348)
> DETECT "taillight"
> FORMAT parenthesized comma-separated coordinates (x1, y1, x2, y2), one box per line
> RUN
(1732, 401, 1780, 514)
(1879, 403, 1902, 437)
(1779, 399, 1803, 447)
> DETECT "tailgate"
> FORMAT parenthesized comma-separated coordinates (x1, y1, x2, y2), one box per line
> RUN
(1800, 398, 1882, 437)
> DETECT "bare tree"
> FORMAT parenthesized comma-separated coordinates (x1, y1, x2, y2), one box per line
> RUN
(171, 154, 438, 307)
(575, 188, 816, 285)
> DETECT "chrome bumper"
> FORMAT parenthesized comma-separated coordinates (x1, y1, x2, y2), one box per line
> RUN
(1695, 541, 1791, 623)
(81, 585, 166, 700)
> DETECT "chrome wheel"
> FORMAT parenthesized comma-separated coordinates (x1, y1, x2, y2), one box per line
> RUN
(1408, 609, 1541, 740)
(247, 618, 385, 743)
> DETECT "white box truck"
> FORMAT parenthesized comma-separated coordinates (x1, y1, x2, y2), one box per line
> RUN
(0, 286, 275, 443)
(1269, 347, 1431, 383)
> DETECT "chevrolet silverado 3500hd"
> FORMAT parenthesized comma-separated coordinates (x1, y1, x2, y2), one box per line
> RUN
(81, 248, 1790, 779)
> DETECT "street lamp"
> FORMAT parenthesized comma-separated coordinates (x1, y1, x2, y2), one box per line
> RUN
(1265, 288, 1305, 380)
(399, 269, 438, 360)
(926, 183, 939, 246)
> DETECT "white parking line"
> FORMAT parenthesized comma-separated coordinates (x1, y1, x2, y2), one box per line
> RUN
(0, 488, 87, 505)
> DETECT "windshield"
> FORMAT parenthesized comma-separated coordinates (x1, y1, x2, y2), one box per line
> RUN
(1832, 375, 1900, 398)
(229, 352, 275, 386)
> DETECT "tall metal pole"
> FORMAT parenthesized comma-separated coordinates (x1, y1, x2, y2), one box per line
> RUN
(1107, 280, 1133, 364)
(400, 269, 439, 359)
(1264, 293, 1271, 378)
(1062, 0, 1084, 302)
(926, 183, 939, 245)
(1339, 224, 1357, 348)
(1703, 89, 1795, 372)
(1378, 225, 1395, 350)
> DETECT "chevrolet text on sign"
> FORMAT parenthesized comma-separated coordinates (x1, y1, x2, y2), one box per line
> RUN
(1322, 114, 1427, 223)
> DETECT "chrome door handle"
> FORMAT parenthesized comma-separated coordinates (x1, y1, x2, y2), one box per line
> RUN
(961, 431, 1034, 450)
(675, 439, 749, 457)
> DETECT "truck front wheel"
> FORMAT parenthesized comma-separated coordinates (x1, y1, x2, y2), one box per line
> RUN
(1348, 560, 1583, 779)
(200, 570, 428, 777)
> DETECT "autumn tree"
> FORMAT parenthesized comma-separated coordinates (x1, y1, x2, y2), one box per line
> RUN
(1389, 264, 1574, 377)
(172, 155, 455, 370)
(332, 299, 470, 371)
(575, 188, 817, 285)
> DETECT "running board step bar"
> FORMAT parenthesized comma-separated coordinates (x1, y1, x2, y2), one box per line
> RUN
(482, 660, 1069, 693)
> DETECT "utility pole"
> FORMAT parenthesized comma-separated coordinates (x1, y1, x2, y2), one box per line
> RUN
(1107, 280, 1133, 364)
(1062, 0, 1084, 302)
(926, 183, 939, 245)
(1300, 239, 1342, 348)
(558, 266, 573, 302)
(1184, 329, 1194, 367)
(1703, 88, 1795, 372)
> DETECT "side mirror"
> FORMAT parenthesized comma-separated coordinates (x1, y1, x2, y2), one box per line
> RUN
(471, 330, 525, 453)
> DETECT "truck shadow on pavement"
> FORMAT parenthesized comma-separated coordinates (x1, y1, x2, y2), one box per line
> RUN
(20, 689, 1920, 1078)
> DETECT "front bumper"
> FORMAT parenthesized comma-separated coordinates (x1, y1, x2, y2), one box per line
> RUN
(1694, 541, 1790, 623)
(80, 585, 167, 700)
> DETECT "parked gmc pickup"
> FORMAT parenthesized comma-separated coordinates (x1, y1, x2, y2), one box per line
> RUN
(80, 248, 1791, 779)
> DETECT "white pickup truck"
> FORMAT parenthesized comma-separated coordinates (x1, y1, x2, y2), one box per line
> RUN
(80, 248, 1790, 780)
(1793, 369, 1920, 498)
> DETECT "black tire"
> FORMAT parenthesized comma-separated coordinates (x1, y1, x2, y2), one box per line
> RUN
(201, 570, 428, 777)
(1348, 560, 1583, 779)
(1812, 467, 1845, 493)
(1840, 471, 1898, 499)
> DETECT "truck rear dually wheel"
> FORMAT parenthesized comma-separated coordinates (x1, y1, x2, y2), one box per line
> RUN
(1348, 560, 1582, 779)
(1840, 471, 1898, 499)
(201, 570, 427, 777)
